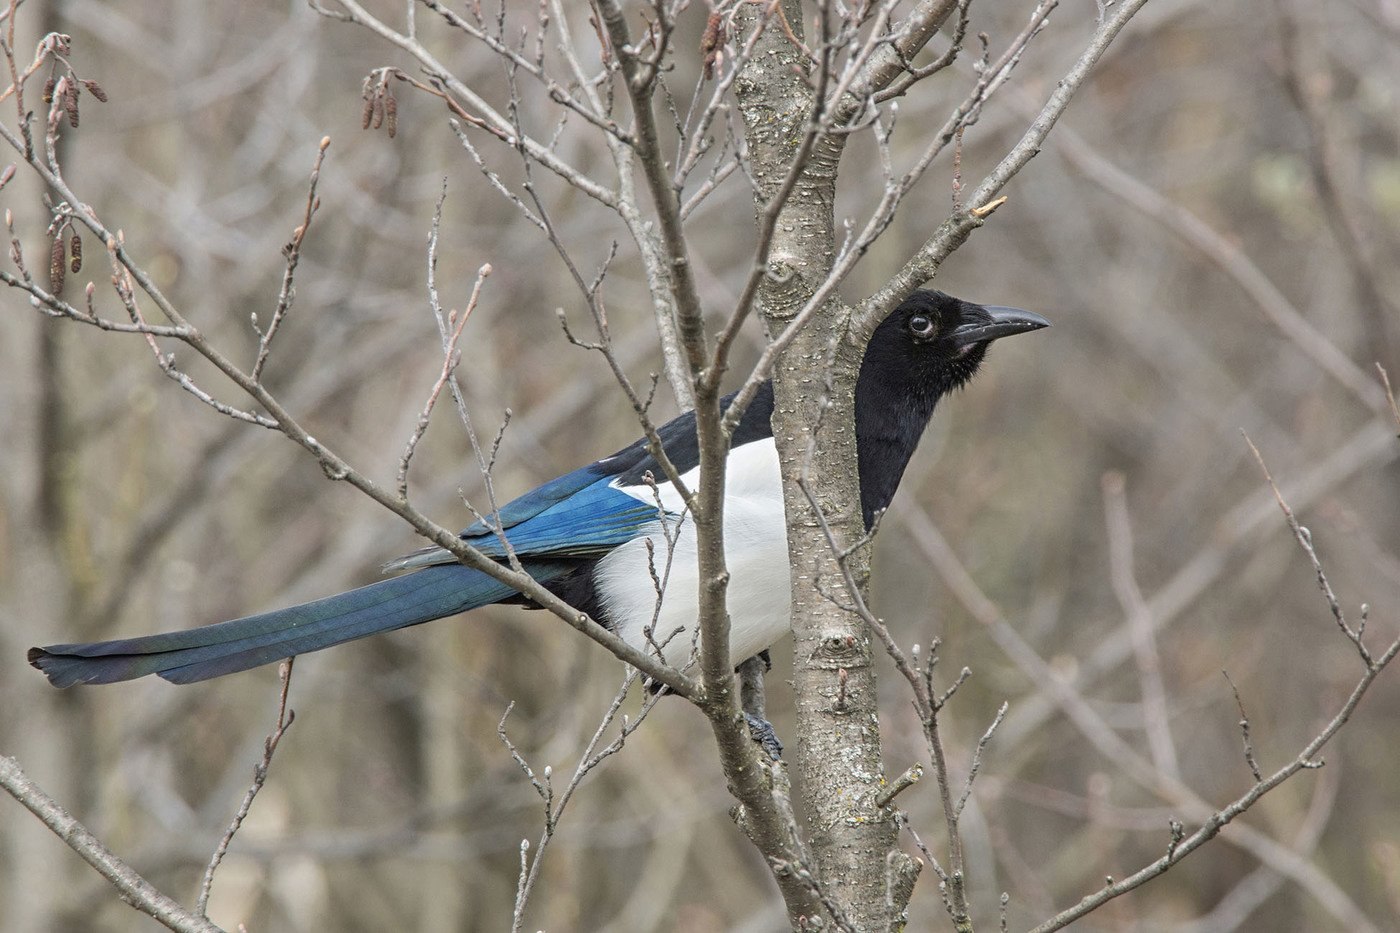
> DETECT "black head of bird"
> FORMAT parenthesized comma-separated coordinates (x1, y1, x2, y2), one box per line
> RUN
(855, 289, 1049, 526)
(861, 290, 1049, 402)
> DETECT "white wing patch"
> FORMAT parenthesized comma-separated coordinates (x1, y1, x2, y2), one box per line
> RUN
(596, 437, 792, 666)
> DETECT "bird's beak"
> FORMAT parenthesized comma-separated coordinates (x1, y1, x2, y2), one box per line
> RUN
(949, 306, 1050, 349)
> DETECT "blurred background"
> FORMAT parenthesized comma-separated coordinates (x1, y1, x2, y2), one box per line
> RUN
(2, 1, 1398, 930)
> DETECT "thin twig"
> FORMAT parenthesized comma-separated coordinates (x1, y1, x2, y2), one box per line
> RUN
(1243, 432, 1371, 667)
(196, 659, 297, 918)
(502, 669, 665, 929)
(858, 0, 1150, 333)
(251, 136, 329, 383)
(794, 471, 978, 926)
(955, 701, 1008, 819)
(1222, 671, 1263, 783)
(725, 0, 1065, 426)
(0, 118, 699, 692)
(315, 0, 619, 208)
(397, 262, 491, 500)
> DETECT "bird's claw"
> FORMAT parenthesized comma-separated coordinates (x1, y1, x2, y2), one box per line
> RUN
(744, 712, 784, 761)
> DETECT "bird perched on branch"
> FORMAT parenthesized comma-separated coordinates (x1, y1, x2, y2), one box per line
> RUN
(30, 291, 1048, 688)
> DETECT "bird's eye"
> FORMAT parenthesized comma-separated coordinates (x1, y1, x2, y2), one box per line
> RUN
(907, 315, 936, 338)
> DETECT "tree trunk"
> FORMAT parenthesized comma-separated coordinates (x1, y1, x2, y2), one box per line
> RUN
(735, 5, 914, 928)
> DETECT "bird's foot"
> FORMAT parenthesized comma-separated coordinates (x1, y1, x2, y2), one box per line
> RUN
(744, 712, 784, 761)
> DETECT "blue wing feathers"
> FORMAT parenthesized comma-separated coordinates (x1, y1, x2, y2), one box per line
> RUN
(464, 478, 659, 558)
(459, 463, 613, 538)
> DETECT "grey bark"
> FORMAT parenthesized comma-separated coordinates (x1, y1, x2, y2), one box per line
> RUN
(734, 4, 911, 929)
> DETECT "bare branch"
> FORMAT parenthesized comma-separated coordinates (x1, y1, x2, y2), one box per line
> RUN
(1243, 432, 1371, 667)
(0, 756, 225, 933)
(993, 419, 1398, 749)
(317, 0, 618, 208)
(417, 0, 628, 143)
(1025, 634, 1399, 933)
(726, 2, 1066, 425)
(251, 136, 329, 383)
(2, 139, 699, 694)
(954, 701, 1008, 820)
(196, 659, 297, 917)
(909, 505, 1393, 932)
(501, 669, 665, 930)
(794, 471, 974, 926)
(836, 0, 963, 115)
(398, 262, 491, 500)
(1222, 671, 1263, 783)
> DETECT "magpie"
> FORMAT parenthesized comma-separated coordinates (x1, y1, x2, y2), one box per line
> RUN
(29, 291, 1048, 688)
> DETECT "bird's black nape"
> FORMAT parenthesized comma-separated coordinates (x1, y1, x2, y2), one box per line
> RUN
(854, 290, 1049, 527)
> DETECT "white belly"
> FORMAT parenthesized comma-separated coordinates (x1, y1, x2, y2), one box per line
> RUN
(593, 439, 792, 668)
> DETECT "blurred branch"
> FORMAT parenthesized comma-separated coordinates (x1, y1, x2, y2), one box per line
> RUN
(1041, 113, 1389, 413)
(1186, 760, 1340, 933)
(909, 503, 1395, 932)
(1022, 627, 1394, 933)
(1273, 1, 1398, 367)
(1103, 471, 1180, 781)
(1381, 365, 1400, 437)
(0, 755, 225, 933)
(993, 419, 1399, 748)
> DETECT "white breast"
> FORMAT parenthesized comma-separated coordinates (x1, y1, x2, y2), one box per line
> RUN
(593, 438, 792, 668)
